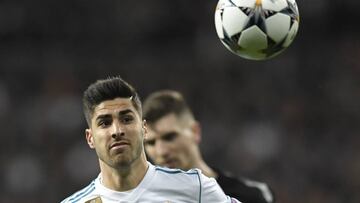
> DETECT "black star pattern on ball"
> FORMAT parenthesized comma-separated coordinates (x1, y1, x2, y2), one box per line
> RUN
(280, 0, 300, 27)
(217, 0, 299, 59)
(263, 35, 287, 57)
(237, 1, 278, 34)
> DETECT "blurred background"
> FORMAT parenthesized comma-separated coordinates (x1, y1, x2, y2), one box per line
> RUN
(1, 0, 360, 202)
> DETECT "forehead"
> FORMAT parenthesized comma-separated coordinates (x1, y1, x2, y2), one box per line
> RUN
(147, 114, 183, 135)
(93, 97, 137, 117)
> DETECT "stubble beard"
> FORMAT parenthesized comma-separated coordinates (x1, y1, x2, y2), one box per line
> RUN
(100, 134, 144, 170)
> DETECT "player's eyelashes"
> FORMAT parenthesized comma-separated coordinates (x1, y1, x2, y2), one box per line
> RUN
(98, 119, 112, 127)
(121, 115, 134, 123)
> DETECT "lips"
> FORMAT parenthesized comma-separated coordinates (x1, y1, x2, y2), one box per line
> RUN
(163, 159, 177, 168)
(109, 141, 130, 150)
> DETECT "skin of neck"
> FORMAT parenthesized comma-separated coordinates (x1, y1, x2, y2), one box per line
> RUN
(184, 119, 218, 179)
(99, 152, 149, 191)
(190, 146, 218, 179)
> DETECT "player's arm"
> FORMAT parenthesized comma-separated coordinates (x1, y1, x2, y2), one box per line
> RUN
(242, 178, 275, 203)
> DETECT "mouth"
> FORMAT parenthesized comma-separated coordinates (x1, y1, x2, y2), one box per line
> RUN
(162, 159, 177, 168)
(109, 142, 130, 150)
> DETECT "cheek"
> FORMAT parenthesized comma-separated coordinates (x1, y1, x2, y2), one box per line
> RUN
(171, 138, 189, 153)
(177, 138, 195, 154)
(129, 124, 143, 136)
(92, 131, 109, 145)
(145, 146, 155, 158)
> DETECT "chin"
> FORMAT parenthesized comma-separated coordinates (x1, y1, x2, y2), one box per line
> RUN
(111, 156, 131, 166)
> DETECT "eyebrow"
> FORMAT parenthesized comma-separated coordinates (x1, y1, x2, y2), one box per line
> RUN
(95, 109, 134, 121)
(118, 109, 133, 116)
(95, 114, 111, 122)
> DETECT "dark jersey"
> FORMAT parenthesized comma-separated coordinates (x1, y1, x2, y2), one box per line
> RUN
(215, 169, 274, 203)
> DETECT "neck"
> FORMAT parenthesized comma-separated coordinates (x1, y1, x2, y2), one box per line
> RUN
(193, 159, 218, 178)
(99, 153, 149, 191)
(191, 147, 217, 178)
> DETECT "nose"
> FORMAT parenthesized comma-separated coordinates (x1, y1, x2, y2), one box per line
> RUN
(155, 140, 170, 158)
(111, 121, 125, 139)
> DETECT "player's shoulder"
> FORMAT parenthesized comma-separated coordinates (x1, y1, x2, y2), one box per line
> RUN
(241, 178, 274, 203)
(153, 165, 201, 180)
(152, 165, 237, 203)
(154, 165, 200, 175)
(152, 165, 204, 188)
(216, 170, 274, 203)
(60, 180, 96, 203)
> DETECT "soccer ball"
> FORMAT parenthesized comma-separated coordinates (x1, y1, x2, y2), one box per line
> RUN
(215, 0, 300, 60)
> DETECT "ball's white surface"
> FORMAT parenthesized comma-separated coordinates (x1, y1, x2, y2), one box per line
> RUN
(215, 0, 300, 60)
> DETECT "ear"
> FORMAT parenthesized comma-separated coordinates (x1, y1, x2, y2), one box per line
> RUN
(142, 120, 148, 139)
(191, 121, 202, 144)
(85, 128, 95, 149)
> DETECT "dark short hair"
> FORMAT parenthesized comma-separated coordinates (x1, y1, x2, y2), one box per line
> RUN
(143, 90, 193, 124)
(83, 76, 142, 126)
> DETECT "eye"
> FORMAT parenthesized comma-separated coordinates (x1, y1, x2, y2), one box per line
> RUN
(145, 139, 155, 146)
(98, 119, 112, 128)
(121, 115, 134, 124)
(162, 132, 178, 142)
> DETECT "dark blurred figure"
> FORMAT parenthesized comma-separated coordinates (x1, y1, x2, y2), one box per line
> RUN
(143, 90, 274, 203)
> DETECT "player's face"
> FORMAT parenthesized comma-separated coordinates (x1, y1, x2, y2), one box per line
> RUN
(144, 113, 198, 170)
(86, 97, 146, 168)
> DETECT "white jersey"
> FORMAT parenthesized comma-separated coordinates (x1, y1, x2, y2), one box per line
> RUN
(61, 162, 240, 203)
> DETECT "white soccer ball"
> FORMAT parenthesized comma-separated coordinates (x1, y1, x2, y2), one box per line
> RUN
(215, 0, 300, 60)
